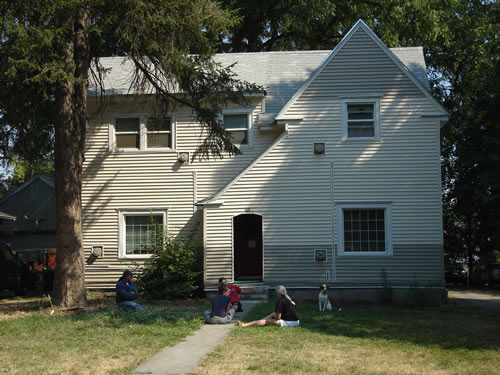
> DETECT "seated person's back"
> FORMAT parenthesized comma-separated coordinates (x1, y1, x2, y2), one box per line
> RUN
(211, 293, 231, 317)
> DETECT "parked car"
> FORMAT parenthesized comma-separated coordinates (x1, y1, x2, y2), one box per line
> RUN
(471, 263, 500, 286)
(444, 263, 468, 285)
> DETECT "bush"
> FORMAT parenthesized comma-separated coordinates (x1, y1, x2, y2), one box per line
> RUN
(136, 226, 200, 299)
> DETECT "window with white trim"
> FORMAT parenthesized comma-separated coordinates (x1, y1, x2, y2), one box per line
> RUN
(115, 117, 140, 149)
(111, 115, 175, 151)
(223, 113, 250, 146)
(146, 117, 172, 148)
(337, 203, 392, 255)
(118, 209, 167, 258)
(341, 99, 380, 140)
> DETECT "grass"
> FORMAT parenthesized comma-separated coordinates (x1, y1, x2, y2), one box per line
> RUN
(0, 305, 207, 375)
(195, 302, 500, 375)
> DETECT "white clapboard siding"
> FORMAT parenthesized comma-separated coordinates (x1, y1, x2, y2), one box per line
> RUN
(82, 100, 279, 288)
(203, 26, 443, 287)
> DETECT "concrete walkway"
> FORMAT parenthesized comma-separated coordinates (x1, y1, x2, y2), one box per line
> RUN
(448, 287, 500, 312)
(132, 301, 260, 375)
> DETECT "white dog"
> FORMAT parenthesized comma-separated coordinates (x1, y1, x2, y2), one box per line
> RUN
(319, 284, 332, 312)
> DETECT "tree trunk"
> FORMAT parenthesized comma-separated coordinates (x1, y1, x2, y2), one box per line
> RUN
(52, 6, 90, 308)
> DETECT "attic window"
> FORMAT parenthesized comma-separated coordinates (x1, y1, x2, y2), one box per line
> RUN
(347, 104, 374, 137)
(341, 99, 380, 140)
(223, 113, 250, 146)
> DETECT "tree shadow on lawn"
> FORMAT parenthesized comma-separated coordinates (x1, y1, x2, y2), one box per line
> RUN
(246, 302, 500, 351)
(66, 307, 205, 328)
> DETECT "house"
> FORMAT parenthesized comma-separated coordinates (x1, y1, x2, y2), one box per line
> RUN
(0, 211, 16, 222)
(83, 20, 448, 302)
(0, 174, 56, 250)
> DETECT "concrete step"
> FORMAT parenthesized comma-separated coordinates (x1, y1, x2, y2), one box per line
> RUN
(238, 285, 269, 301)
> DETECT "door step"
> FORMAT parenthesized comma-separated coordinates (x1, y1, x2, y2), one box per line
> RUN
(239, 285, 269, 302)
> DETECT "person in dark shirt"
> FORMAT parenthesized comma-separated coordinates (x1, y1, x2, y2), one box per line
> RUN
(116, 270, 144, 311)
(237, 285, 299, 327)
(205, 284, 236, 324)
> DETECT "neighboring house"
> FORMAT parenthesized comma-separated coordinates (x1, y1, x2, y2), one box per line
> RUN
(0, 211, 16, 222)
(83, 20, 448, 301)
(0, 175, 56, 250)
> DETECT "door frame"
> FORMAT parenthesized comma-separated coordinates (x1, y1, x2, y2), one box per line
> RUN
(231, 212, 264, 281)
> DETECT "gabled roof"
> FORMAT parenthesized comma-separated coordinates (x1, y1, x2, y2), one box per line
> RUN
(0, 174, 55, 205)
(275, 19, 447, 120)
(89, 39, 435, 121)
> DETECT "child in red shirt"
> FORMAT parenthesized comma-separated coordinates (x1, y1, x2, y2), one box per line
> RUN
(219, 277, 255, 312)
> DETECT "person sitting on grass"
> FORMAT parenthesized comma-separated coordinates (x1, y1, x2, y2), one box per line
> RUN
(116, 270, 144, 311)
(218, 277, 256, 312)
(205, 284, 237, 324)
(237, 285, 299, 328)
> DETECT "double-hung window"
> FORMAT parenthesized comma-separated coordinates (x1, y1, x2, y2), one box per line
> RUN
(146, 117, 172, 148)
(341, 98, 380, 140)
(223, 113, 251, 146)
(111, 115, 175, 151)
(118, 208, 167, 258)
(115, 118, 140, 149)
(337, 202, 392, 256)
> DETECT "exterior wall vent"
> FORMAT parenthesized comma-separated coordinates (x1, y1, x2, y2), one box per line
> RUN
(314, 143, 325, 155)
(178, 152, 190, 164)
(314, 248, 327, 262)
(91, 245, 104, 258)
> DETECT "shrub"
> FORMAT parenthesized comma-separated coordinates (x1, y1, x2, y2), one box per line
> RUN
(136, 226, 199, 299)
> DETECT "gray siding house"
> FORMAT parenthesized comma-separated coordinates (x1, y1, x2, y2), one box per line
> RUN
(0, 175, 56, 250)
(83, 20, 448, 299)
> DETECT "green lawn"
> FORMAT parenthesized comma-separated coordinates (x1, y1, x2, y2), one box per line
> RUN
(0, 307, 205, 375)
(195, 302, 500, 375)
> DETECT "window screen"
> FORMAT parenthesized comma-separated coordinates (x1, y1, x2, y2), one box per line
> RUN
(347, 104, 375, 138)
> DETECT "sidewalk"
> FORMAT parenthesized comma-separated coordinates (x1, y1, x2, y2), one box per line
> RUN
(132, 301, 260, 375)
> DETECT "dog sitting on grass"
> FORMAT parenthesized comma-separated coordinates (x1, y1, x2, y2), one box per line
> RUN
(319, 284, 332, 312)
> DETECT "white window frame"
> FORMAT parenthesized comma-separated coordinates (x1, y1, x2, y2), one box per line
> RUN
(117, 207, 168, 259)
(145, 115, 175, 150)
(336, 202, 393, 256)
(109, 113, 176, 152)
(341, 98, 380, 141)
(221, 109, 253, 148)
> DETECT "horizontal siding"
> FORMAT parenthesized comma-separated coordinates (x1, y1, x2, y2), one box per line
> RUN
(82, 100, 278, 288)
(335, 244, 443, 285)
(204, 26, 443, 287)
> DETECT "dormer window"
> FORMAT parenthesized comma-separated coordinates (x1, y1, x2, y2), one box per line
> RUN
(110, 114, 175, 151)
(223, 112, 252, 147)
(147, 117, 172, 149)
(115, 118, 140, 149)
